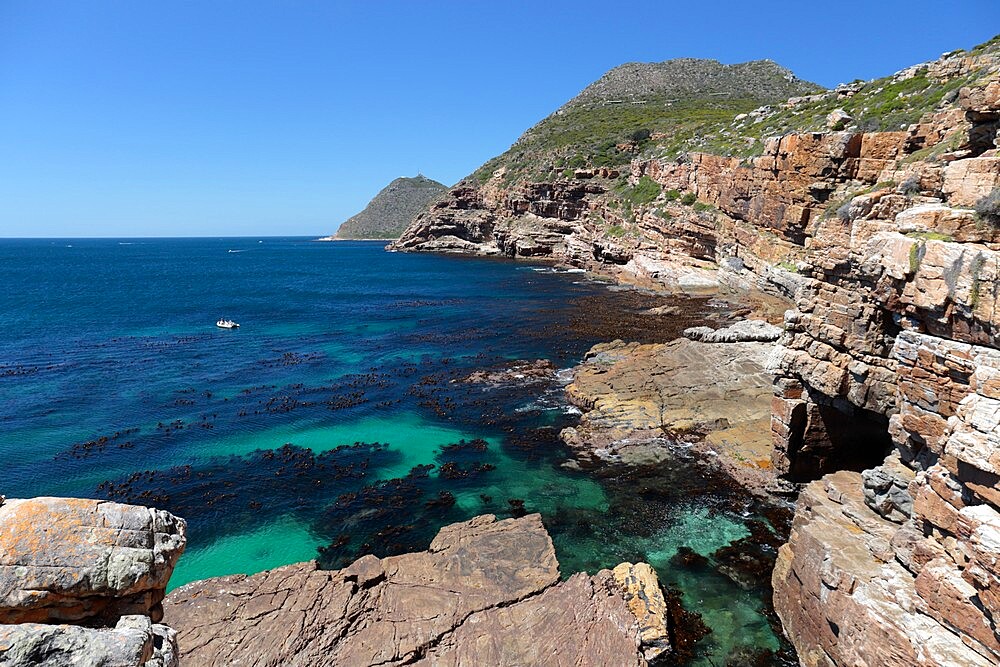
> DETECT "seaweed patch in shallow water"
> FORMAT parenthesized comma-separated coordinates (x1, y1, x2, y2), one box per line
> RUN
(96, 442, 401, 544)
(314, 438, 514, 569)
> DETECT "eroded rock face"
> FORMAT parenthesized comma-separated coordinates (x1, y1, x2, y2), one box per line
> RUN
(417, 570, 647, 667)
(772, 472, 995, 667)
(561, 334, 778, 491)
(0, 497, 186, 625)
(163, 514, 671, 667)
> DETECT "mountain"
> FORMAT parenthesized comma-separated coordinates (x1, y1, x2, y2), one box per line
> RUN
(332, 175, 447, 240)
(470, 57, 822, 187)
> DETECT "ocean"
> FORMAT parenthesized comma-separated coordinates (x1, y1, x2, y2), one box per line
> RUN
(0, 237, 788, 664)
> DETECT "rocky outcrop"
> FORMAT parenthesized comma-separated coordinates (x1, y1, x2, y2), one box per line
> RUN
(767, 57, 1000, 665)
(0, 497, 186, 624)
(561, 334, 778, 491)
(0, 497, 185, 667)
(684, 319, 782, 343)
(163, 513, 674, 667)
(772, 472, 995, 667)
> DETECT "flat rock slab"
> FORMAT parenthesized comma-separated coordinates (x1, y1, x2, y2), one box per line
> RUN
(164, 514, 656, 666)
(562, 336, 777, 490)
(0, 497, 186, 624)
(415, 571, 645, 667)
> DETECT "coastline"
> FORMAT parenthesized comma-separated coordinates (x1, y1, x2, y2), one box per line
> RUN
(314, 236, 396, 241)
(0, 237, 798, 665)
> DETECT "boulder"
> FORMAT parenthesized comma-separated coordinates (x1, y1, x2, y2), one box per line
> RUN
(612, 562, 671, 663)
(0, 497, 186, 624)
(0, 615, 178, 667)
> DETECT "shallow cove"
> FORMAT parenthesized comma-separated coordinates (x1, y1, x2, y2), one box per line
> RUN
(0, 237, 791, 665)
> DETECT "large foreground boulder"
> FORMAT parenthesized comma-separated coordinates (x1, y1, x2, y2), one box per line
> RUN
(0, 497, 186, 624)
(164, 513, 671, 666)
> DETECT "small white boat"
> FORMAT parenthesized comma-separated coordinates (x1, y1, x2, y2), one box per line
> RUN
(216, 319, 240, 329)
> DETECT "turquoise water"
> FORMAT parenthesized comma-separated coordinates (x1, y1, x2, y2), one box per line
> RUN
(0, 238, 790, 664)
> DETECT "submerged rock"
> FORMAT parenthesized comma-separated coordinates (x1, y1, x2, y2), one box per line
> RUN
(458, 358, 557, 385)
(164, 513, 680, 666)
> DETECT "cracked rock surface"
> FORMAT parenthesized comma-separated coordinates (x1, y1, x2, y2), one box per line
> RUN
(0, 496, 186, 624)
(164, 513, 661, 666)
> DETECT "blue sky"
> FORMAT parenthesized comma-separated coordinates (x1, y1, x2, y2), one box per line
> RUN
(1, 1, 996, 237)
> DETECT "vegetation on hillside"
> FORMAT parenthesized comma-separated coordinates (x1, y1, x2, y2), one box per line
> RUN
(468, 34, 1000, 188)
(472, 59, 821, 186)
(335, 175, 448, 240)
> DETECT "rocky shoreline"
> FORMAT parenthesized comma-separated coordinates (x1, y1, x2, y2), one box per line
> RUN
(4, 36, 1000, 667)
(162, 513, 679, 666)
(387, 45, 1000, 667)
(0, 498, 696, 666)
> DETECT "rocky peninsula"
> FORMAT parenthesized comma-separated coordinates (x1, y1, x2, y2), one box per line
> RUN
(326, 175, 448, 240)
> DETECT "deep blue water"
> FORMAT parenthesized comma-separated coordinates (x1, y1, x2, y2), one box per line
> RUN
(0, 237, 790, 665)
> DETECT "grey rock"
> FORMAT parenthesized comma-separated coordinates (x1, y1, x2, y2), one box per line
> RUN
(683, 319, 783, 343)
(0, 497, 186, 624)
(0, 615, 179, 667)
(862, 452, 916, 523)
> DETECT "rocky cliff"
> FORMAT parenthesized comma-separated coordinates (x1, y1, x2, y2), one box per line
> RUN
(330, 175, 447, 240)
(394, 35, 1000, 665)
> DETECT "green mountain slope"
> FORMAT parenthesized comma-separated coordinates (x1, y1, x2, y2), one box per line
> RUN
(473, 58, 823, 185)
(334, 175, 448, 239)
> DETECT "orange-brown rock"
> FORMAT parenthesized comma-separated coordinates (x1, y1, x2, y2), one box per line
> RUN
(0, 497, 186, 625)
(163, 514, 673, 667)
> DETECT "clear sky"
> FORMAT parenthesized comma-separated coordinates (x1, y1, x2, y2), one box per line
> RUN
(1, 1, 996, 237)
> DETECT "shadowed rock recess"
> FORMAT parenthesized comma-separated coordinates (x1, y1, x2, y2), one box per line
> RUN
(392, 35, 1000, 667)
